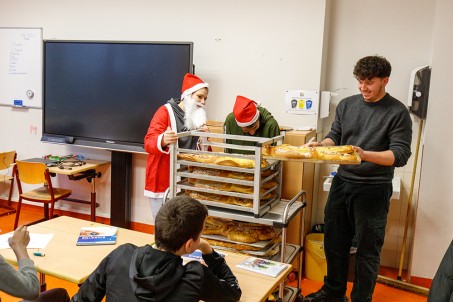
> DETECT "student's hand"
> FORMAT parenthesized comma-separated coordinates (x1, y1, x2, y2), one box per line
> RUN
(304, 141, 322, 147)
(8, 225, 31, 260)
(353, 146, 364, 158)
(162, 126, 178, 148)
(198, 238, 213, 255)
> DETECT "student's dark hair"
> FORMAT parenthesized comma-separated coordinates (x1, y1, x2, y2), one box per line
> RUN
(353, 55, 391, 80)
(155, 196, 208, 252)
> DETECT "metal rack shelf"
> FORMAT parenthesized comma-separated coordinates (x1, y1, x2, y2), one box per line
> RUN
(168, 130, 305, 302)
(205, 196, 305, 228)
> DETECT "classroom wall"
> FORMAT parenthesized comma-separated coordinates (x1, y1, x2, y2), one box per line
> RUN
(0, 0, 328, 224)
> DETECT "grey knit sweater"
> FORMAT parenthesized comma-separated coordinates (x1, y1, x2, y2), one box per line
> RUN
(0, 255, 39, 301)
(325, 93, 412, 183)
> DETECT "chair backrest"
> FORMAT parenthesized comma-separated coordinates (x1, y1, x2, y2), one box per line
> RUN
(0, 151, 16, 181)
(15, 160, 48, 185)
(0, 150, 16, 170)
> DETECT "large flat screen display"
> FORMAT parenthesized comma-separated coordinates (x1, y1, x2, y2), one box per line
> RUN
(42, 40, 193, 152)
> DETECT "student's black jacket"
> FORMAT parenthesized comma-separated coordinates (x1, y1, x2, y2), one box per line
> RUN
(71, 243, 241, 302)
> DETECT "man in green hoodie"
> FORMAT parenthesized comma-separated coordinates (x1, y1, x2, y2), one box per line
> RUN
(224, 95, 280, 154)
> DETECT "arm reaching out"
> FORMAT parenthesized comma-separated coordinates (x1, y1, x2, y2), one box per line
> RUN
(8, 225, 31, 261)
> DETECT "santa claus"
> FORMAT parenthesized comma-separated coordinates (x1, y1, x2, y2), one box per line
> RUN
(144, 73, 209, 222)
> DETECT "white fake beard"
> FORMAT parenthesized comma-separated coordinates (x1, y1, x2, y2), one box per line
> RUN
(183, 96, 207, 130)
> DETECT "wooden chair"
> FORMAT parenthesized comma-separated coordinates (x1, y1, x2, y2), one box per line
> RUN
(0, 151, 17, 217)
(14, 160, 72, 228)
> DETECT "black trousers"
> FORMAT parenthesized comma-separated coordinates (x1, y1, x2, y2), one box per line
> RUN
(36, 288, 70, 302)
(428, 240, 453, 302)
(322, 176, 391, 302)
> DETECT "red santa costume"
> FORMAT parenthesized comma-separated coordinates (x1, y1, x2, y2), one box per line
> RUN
(144, 73, 209, 219)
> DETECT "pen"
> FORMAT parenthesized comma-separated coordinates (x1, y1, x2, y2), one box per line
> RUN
(308, 137, 315, 144)
(33, 252, 45, 257)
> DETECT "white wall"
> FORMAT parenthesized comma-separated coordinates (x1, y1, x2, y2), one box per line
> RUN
(411, 0, 453, 278)
(0, 0, 327, 224)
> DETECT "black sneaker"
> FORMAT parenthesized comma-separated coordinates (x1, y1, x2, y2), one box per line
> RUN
(302, 289, 348, 302)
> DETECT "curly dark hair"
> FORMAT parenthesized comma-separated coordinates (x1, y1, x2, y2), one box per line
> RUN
(353, 55, 391, 80)
(155, 196, 208, 252)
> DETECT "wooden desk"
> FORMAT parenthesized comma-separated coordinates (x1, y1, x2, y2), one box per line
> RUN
(0, 216, 291, 302)
(48, 159, 109, 221)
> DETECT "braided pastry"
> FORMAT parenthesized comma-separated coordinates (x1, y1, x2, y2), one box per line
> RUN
(188, 166, 274, 181)
(187, 178, 278, 194)
(262, 144, 359, 163)
(202, 216, 278, 243)
(177, 153, 269, 168)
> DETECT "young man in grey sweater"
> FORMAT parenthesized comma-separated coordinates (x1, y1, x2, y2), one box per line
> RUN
(304, 56, 412, 302)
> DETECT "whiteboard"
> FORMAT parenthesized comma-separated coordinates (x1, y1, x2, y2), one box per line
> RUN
(0, 27, 42, 108)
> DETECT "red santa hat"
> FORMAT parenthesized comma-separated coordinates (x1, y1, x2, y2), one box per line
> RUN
(180, 73, 209, 100)
(233, 95, 260, 127)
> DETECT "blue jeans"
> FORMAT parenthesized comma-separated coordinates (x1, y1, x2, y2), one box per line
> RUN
(322, 176, 391, 302)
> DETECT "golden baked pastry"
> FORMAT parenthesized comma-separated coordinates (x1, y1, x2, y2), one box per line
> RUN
(188, 166, 274, 181)
(177, 153, 269, 168)
(256, 227, 277, 241)
(316, 145, 355, 154)
(315, 151, 358, 162)
(226, 228, 260, 243)
(203, 216, 232, 235)
(262, 144, 360, 164)
(314, 145, 358, 163)
(233, 222, 277, 241)
(186, 190, 254, 207)
(204, 238, 262, 251)
(202, 216, 279, 244)
(262, 144, 314, 159)
(188, 178, 278, 195)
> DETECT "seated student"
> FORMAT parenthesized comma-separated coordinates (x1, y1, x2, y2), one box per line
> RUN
(0, 225, 70, 302)
(71, 196, 242, 302)
(428, 239, 453, 302)
(224, 95, 280, 154)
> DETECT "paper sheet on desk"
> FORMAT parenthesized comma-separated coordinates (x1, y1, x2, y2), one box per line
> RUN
(0, 233, 54, 249)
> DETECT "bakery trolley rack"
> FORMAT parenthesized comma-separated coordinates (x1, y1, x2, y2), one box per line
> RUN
(166, 131, 307, 302)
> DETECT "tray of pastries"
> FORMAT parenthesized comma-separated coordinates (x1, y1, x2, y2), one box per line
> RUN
(177, 153, 269, 168)
(262, 144, 361, 164)
(187, 178, 278, 195)
(202, 216, 282, 256)
(185, 190, 276, 208)
(187, 166, 276, 181)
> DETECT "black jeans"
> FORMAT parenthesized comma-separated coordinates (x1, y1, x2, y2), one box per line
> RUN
(37, 288, 70, 302)
(322, 176, 391, 302)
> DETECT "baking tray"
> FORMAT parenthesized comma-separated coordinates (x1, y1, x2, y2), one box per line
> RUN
(207, 239, 281, 256)
(208, 241, 281, 256)
(177, 166, 280, 187)
(202, 229, 282, 249)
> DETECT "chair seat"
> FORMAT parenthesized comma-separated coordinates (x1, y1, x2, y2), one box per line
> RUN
(21, 187, 72, 202)
(0, 175, 13, 182)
